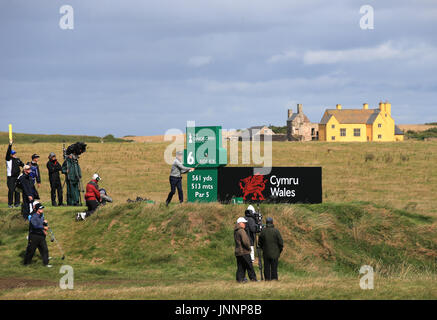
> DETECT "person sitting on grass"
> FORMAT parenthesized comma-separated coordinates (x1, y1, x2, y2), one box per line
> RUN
(76, 173, 101, 221)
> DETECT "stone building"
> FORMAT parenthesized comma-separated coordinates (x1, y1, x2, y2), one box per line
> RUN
(287, 104, 319, 141)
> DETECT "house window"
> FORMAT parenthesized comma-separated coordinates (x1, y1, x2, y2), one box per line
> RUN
(354, 128, 361, 137)
(378, 134, 382, 139)
(378, 123, 382, 128)
(331, 124, 335, 129)
(331, 136, 335, 141)
(340, 128, 346, 136)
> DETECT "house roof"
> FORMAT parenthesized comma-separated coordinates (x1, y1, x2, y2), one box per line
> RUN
(288, 113, 310, 123)
(320, 109, 381, 125)
(248, 126, 266, 130)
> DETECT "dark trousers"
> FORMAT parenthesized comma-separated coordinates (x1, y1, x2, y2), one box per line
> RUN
(7, 176, 20, 206)
(50, 180, 63, 205)
(85, 200, 99, 217)
(166, 176, 183, 204)
(24, 233, 49, 265)
(263, 258, 279, 280)
(236, 254, 257, 282)
(21, 197, 33, 220)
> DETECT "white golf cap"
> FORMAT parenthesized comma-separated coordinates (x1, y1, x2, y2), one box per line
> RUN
(92, 173, 101, 181)
(247, 205, 255, 213)
(237, 217, 248, 224)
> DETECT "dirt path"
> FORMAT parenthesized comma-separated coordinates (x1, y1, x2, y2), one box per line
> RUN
(0, 278, 56, 290)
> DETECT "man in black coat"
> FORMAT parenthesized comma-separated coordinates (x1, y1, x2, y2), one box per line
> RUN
(5, 142, 24, 208)
(19, 165, 38, 220)
(47, 152, 63, 206)
(258, 217, 284, 281)
(244, 205, 258, 262)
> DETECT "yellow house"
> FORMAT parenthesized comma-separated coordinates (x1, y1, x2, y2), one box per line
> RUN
(319, 102, 404, 142)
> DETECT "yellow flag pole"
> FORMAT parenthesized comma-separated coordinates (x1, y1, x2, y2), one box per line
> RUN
(8, 124, 13, 143)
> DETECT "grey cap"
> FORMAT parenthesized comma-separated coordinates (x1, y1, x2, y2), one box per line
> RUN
(48, 152, 56, 159)
(176, 151, 183, 156)
(266, 217, 273, 224)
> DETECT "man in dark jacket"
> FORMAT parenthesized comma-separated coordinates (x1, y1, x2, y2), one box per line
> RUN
(244, 205, 258, 262)
(19, 165, 38, 219)
(24, 203, 51, 267)
(5, 142, 24, 208)
(47, 152, 63, 206)
(258, 217, 284, 281)
(28, 154, 41, 186)
(234, 217, 257, 283)
(76, 174, 101, 221)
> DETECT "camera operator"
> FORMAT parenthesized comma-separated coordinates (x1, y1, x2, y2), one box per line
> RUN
(244, 205, 260, 263)
(23, 203, 51, 267)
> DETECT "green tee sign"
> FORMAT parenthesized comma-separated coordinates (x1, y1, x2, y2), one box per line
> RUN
(187, 169, 218, 202)
(185, 125, 227, 203)
(184, 125, 227, 168)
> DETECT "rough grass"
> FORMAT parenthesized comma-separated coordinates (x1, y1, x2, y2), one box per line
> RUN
(1, 140, 437, 218)
(0, 140, 436, 299)
(0, 202, 435, 299)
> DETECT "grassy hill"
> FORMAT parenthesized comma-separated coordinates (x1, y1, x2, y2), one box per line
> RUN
(0, 202, 435, 299)
(0, 140, 436, 299)
(0, 132, 130, 144)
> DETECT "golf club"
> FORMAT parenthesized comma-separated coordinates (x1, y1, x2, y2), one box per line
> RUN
(48, 227, 65, 260)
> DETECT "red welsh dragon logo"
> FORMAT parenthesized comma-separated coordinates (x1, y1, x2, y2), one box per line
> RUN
(239, 174, 267, 201)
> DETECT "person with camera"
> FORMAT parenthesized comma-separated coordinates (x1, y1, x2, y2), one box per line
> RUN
(234, 217, 258, 283)
(18, 165, 38, 220)
(244, 205, 259, 263)
(24, 203, 51, 267)
(258, 217, 283, 281)
(47, 152, 64, 206)
(62, 153, 82, 206)
(5, 141, 24, 208)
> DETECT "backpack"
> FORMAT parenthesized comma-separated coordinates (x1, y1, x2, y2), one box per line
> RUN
(15, 174, 24, 193)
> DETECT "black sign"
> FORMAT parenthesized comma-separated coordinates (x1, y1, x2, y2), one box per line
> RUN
(217, 167, 322, 204)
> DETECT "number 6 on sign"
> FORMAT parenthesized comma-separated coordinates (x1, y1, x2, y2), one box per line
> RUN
(187, 151, 195, 165)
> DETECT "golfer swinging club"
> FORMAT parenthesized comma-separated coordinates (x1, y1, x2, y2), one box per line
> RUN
(165, 151, 195, 206)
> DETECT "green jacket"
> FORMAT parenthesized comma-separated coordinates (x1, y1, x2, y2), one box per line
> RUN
(62, 156, 81, 183)
(234, 224, 251, 256)
(258, 223, 283, 259)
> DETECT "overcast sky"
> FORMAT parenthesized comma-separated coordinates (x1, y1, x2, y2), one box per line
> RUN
(1, 0, 436, 137)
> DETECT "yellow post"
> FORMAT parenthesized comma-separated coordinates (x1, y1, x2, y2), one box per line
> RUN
(8, 124, 12, 143)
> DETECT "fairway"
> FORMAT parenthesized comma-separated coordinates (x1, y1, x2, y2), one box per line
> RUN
(0, 140, 436, 299)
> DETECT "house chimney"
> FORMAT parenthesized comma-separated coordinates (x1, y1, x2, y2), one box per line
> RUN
(379, 101, 385, 112)
(336, 104, 342, 110)
(363, 103, 369, 110)
(385, 101, 391, 115)
(297, 104, 303, 114)
(288, 109, 293, 119)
